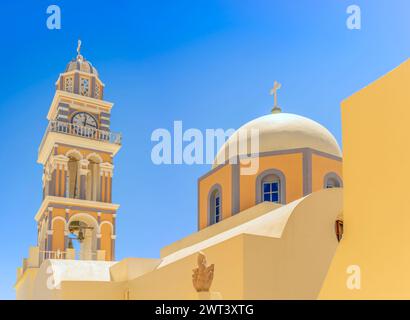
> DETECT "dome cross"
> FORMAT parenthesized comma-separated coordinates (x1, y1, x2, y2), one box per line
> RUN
(270, 81, 282, 113)
(77, 39, 82, 55)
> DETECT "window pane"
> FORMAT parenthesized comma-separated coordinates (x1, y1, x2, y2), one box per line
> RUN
(263, 183, 270, 192)
(263, 193, 270, 202)
(215, 196, 220, 206)
(272, 192, 279, 202)
(271, 182, 279, 192)
(216, 207, 220, 215)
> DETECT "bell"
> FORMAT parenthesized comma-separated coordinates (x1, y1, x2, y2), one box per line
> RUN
(68, 238, 74, 249)
(78, 229, 85, 242)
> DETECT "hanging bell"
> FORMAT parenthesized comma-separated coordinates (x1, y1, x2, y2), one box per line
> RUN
(78, 229, 85, 242)
(68, 237, 74, 249)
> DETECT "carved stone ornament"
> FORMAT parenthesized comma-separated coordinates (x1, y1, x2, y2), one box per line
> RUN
(192, 251, 214, 292)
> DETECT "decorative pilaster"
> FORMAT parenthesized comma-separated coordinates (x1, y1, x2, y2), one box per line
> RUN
(111, 234, 116, 261)
(96, 233, 102, 251)
(99, 162, 114, 202)
(49, 155, 69, 197)
(97, 212, 101, 250)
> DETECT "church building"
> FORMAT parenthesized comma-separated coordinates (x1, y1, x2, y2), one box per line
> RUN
(20, 43, 399, 300)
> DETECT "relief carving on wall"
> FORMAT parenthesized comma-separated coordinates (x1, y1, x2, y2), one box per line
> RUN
(192, 251, 214, 292)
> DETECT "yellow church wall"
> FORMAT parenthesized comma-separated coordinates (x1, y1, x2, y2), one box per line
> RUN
(101, 223, 112, 261)
(15, 269, 39, 300)
(101, 213, 113, 223)
(161, 202, 281, 258)
(51, 207, 66, 218)
(319, 59, 410, 299)
(59, 281, 126, 300)
(198, 165, 233, 230)
(311, 154, 342, 192)
(239, 152, 304, 211)
(243, 189, 342, 299)
(52, 219, 65, 252)
(127, 235, 245, 300)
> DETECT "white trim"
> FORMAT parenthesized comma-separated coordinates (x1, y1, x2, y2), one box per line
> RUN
(34, 196, 120, 221)
(86, 152, 103, 163)
(38, 132, 121, 165)
(99, 221, 114, 234)
(57, 105, 69, 111)
(51, 216, 68, 230)
(65, 148, 83, 160)
(47, 90, 112, 121)
(67, 212, 99, 228)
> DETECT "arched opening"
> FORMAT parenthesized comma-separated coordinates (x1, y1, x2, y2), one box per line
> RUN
(67, 214, 98, 260)
(324, 173, 343, 189)
(208, 187, 222, 226)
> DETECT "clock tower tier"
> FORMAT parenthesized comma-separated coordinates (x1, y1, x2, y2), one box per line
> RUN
(34, 42, 122, 263)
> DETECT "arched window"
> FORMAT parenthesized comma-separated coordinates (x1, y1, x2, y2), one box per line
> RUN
(256, 169, 286, 204)
(64, 77, 73, 93)
(324, 173, 343, 189)
(208, 186, 222, 225)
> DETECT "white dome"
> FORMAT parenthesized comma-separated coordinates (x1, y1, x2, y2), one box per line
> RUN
(213, 113, 342, 168)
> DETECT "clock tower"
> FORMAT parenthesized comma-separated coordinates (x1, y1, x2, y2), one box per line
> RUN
(35, 41, 121, 263)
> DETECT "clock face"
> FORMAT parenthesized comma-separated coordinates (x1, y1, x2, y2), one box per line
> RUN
(71, 112, 98, 129)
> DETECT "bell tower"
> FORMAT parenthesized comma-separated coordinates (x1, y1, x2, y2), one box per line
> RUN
(35, 41, 122, 263)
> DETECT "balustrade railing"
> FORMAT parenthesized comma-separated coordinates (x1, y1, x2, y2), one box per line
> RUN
(39, 120, 122, 152)
(40, 250, 67, 261)
(39, 249, 99, 263)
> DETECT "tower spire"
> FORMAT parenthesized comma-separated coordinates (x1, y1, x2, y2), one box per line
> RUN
(270, 81, 282, 113)
(76, 39, 83, 61)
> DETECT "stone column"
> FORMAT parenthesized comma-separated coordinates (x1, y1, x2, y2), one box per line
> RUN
(64, 208, 70, 251)
(97, 212, 101, 250)
(79, 159, 90, 200)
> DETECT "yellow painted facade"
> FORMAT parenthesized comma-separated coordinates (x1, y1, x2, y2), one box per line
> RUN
(320, 59, 410, 299)
(199, 150, 342, 230)
(23, 46, 410, 301)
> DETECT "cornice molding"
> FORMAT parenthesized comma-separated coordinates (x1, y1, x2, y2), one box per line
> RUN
(35, 196, 120, 221)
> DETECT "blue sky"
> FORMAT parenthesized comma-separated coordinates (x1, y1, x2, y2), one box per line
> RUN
(0, 0, 409, 299)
